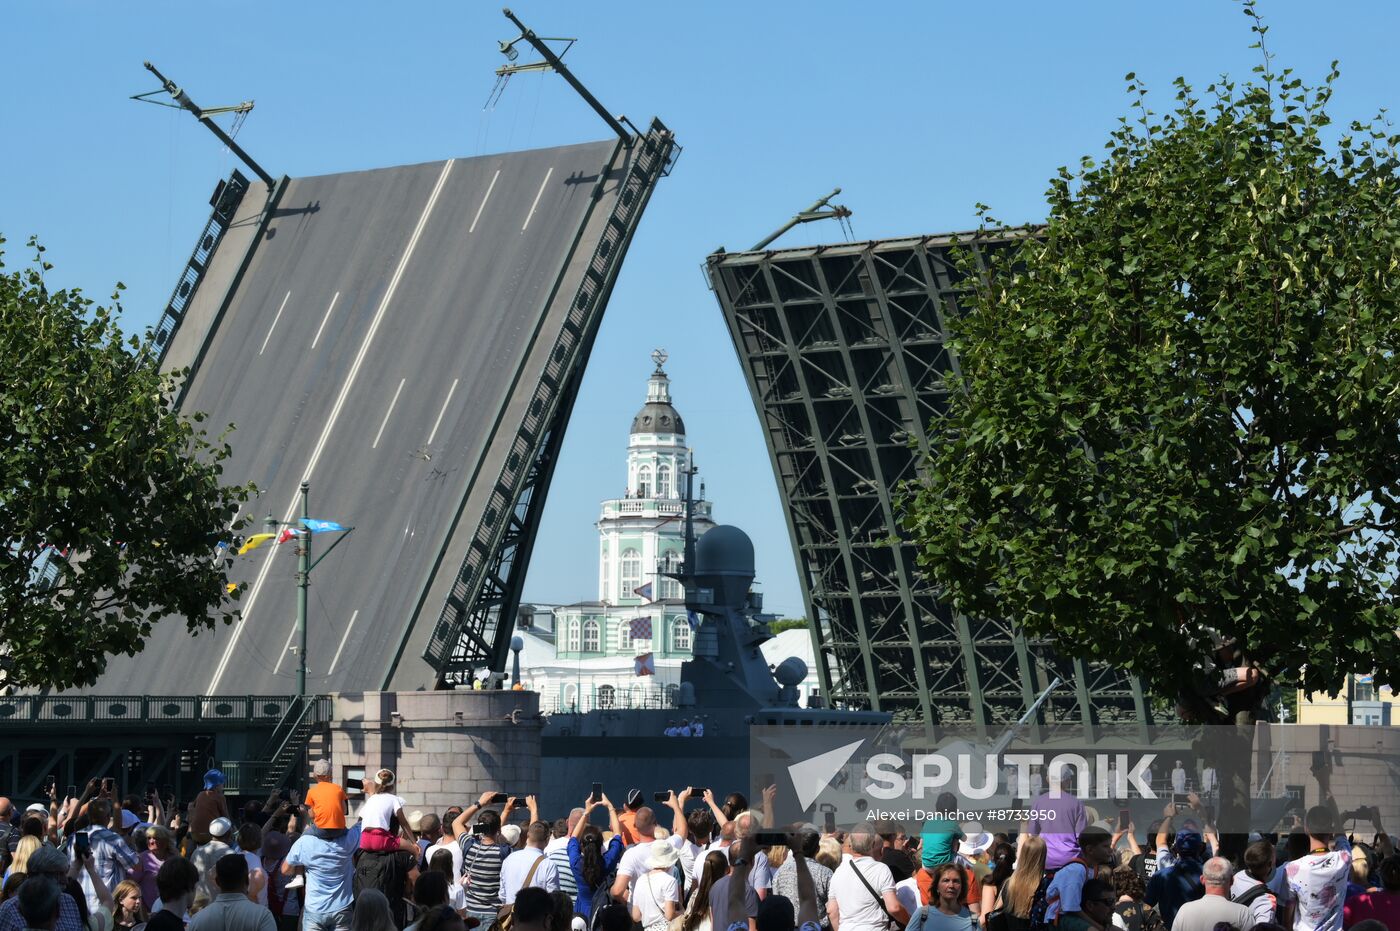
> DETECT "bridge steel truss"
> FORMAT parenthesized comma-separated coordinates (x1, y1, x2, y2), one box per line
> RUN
(421, 120, 679, 685)
(706, 231, 1149, 733)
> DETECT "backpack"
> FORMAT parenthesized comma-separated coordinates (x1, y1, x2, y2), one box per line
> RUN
(1232, 883, 1270, 908)
(587, 881, 615, 931)
(1031, 858, 1091, 930)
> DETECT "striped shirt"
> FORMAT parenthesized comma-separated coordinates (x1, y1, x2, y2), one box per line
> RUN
(459, 835, 512, 912)
(545, 836, 578, 899)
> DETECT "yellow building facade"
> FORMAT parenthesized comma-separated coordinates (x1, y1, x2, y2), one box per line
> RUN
(1298, 675, 1397, 725)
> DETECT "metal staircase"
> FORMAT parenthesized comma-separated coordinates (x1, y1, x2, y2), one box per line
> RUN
(222, 694, 331, 793)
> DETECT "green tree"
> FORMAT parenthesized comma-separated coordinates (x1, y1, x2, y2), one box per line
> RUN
(769, 617, 811, 634)
(901, 7, 1400, 840)
(0, 237, 252, 690)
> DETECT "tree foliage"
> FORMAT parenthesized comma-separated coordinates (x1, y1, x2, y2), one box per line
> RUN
(0, 237, 252, 690)
(901, 8, 1400, 718)
(769, 617, 811, 634)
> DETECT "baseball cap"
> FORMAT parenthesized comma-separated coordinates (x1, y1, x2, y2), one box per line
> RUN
(209, 817, 233, 838)
(500, 824, 521, 846)
(28, 847, 69, 875)
(24, 803, 49, 820)
(203, 769, 226, 791)
(312, 759, 332, 777)
(120, 810, 140, 830)
(1174, 829, 1204, 857)
(626, 789, 643, 808)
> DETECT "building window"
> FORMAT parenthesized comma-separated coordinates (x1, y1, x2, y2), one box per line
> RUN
(582, 619, 600, 652)
(660, 549, 682, 599)
(671, 618, 691, 652)
(637, 465, 651, 498)
(562, 684, 578, 711)
(1355, 679, 1376, 702)
(657, 464, 672, 499)
(343, 767, 366, 799)
(620, 548, 642, 595)
(598, 685, 615, 708)
(565, 620, 581, 652)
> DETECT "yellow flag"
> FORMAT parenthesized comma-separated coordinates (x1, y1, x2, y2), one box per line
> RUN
(237, 533, 277, 555)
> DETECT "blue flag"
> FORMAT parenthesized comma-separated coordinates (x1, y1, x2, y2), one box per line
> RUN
(301, 519, 347, 534)
(686, 610, 701, 630)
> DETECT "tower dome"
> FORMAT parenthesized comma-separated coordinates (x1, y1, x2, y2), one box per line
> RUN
(631, 349, 685, 437)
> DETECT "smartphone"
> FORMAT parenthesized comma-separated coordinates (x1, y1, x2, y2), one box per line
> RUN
(824, 811, 836, 834)
(471, 822, 489, 835)
(101, 777, 114, 793)
(345, 777, 363, 793)
(590, 783, 602, 804)
(688, 787, 708, 797)
(488, 793, 509, 805)
(509, 797, 526, 807)
(653, 791, 671, 803)
(753, 831, 788, 847)
(43, 775, 55, 793)
(73, 832, 91, 859)
(1118, 808, 1130, 830)
(145, 781, 157, 796)
(1171, 793, 1186, 812)
(66, 785, 77, 799)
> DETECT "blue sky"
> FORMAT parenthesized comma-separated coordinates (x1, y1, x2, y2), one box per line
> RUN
(5, 2, 1398, 620)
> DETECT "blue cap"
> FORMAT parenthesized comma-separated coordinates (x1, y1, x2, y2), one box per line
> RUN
(203, 768, 226, 791)
(1174, 829, 1204, 857)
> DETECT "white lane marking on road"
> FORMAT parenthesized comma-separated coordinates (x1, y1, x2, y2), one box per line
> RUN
(310, 291, 341, 349)
(425, 378, 459, 447)
(328, 609, 360, 676)
(521, 166, 554, 231)
(372, 378, 407, 450)
(469, 169, 501, 234)
(205, 159, 457, 695)
(259, 291, 292, 355)
(273, 615, 297, 675)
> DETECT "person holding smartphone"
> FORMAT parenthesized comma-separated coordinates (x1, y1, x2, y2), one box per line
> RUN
(451, 790, 517, 929)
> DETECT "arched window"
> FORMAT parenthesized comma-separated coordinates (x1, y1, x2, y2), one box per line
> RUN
(562, 683, 578, 711)
(637, 465, 652, 498)
(582, 619, 600, 652)
(564, 619, 581, 652)
(657, 464, 672, 499)
(620, 548, 642, 596)
(671, 618, 691, 652)
(597, 685, 615, 708)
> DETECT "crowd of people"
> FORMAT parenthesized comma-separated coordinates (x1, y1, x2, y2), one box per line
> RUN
(0, 760, 1393, 931)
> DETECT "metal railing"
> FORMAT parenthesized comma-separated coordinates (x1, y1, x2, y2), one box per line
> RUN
(0, 694, 325, 730)
(547, 683, 681, 714)
(150, 170, 249, 362)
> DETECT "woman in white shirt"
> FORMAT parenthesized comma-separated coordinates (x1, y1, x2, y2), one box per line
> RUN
(358, 769, 417, 854)
(630, 841, 680, 931)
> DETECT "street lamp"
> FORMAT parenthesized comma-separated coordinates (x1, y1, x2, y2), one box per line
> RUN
(264, 481, 353, 697)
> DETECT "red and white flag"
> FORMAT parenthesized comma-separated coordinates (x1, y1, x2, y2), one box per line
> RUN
(634, 652, 655, 677)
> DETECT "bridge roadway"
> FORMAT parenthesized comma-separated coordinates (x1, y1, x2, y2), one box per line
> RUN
(91, 138, 625, 695)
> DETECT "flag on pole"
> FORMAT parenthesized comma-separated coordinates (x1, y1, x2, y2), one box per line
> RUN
(629, 616, 652, 640)
(633, 582, 654, 602)
(686, 610, 701, 631)
(237, 533, 277, 555)
(634, 653, 655, 677)
(302, 519, 347, 534)
(276, 527, 299, 545)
